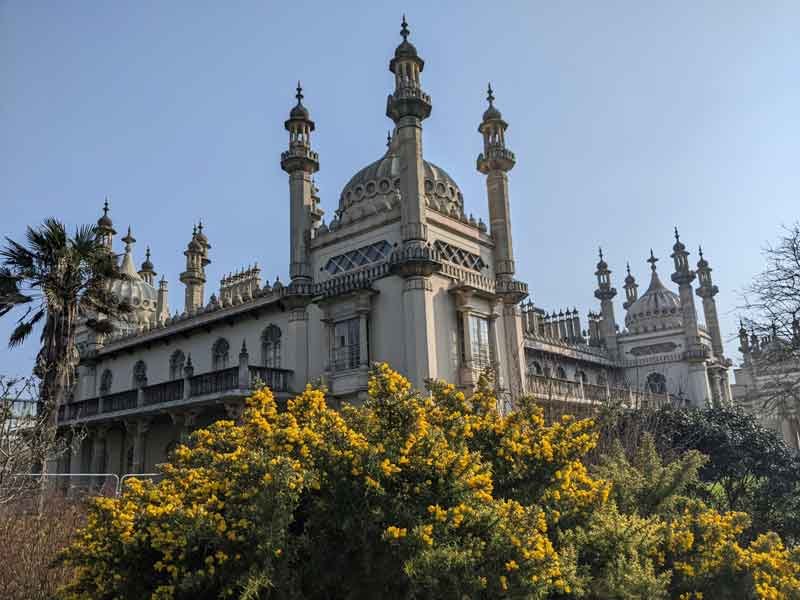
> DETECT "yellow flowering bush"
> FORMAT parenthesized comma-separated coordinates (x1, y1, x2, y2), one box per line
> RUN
(59, 364, 800, 599)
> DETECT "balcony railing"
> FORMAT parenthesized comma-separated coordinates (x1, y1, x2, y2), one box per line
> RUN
(58, 366, 292, 424)
(526, 374, 671, 410)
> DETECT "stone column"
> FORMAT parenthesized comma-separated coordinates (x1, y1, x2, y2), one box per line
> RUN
(126, 418, 151, 474)
(170, 410, 201, 445)
(238, 340, 250, 390)
(183, 354, 194, 400)
(501, 302, 527, 401)
(456, 290, 475, 387)
(90, 425, 109, 491)
(285, 306, 309, 392)
(402, 277, 437, 391)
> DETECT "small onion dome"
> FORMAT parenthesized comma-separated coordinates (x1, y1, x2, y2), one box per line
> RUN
(596, 247, 608, 271)
(483, 83, 502, 121)
(696, 246, 708, 269)
(394, 15, 418, 60)
(195, 221, 209, 246)
(672, 226, 686, 252)
(289, 82, 310, 120)
(188, 236, 202, 252)
(624, 262, 636, 285)
(140, 247, 154, 272)
(97, 199, 114, 229)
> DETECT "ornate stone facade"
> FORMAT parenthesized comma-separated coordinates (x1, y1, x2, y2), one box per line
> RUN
(59, 19, 735, 482)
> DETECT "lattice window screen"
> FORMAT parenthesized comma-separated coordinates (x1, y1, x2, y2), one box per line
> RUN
(324, 240, 392, 275)
(433, 240, 486, 272)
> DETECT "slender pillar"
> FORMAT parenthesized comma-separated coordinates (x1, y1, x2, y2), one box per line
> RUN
(594, 249, 619, 357)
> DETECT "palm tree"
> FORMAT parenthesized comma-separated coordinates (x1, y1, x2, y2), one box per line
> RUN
(0, 218, 129, 421)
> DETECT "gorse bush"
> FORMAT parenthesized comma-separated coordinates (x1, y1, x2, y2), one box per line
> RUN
(59, 364, 800, 599)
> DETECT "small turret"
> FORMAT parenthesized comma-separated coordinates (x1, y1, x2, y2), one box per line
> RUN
(96, 198, 116, 250)
(623, 262, 638, 310)
(180, 225, 209, 314)
(138, 247, 156, 285)
(594, 248, 619, 356)
(738, 320, 750, 355)
(695, 245, 724, 359)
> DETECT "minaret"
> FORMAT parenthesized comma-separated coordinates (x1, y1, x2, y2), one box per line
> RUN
(156, 276, 169, 323)
(670, 228, 710, 406)
(179, 226, 209, 314)
(386, 15, 432, 250)
(622, 262, 638, 310)
(594, 248, 619, 357)
(280, 82, 319, 283)
(695, 246, 725, 359)
(138, 247, 156, 286)
(477, 84, 517, 282)
(96, 198, 116, 251)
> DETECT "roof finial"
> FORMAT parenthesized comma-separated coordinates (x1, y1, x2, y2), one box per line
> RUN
(598, 246, 604, 261)
(386, 130, 392, 148)
(487, 82, 495, 106)
(626, 262, 631, 276)
(145, 246, 151, 261)
(698, 245, 703, 259)
(192, 224, 197, 236)
(400, 14, 409, 41)
(103, 197, 110, 216)
(295, 81, 303, 104)
(674, 226, 680, 242)
(122, 226, 135, 252)
(647, 249, 658, 271)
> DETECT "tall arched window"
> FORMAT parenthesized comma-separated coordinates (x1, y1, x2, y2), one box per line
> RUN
(132, 361, 148, 388)
(212, 338, 230, 370)
(646, 372, 667, 394)
(99, 369, 113, 395)
(169, 350, 186, 380)
(261, 325, 282, 368)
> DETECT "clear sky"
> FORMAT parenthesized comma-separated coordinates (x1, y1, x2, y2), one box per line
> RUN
(1, 1, 798, 377)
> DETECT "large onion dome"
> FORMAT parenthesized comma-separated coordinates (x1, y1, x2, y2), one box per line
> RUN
(624, 254, 682, 334)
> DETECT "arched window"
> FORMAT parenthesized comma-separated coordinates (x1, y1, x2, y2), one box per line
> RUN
(132, 361, 148, 388)
(261, 325, 282, 368)
(169, 350, 185, 380)
(212, 338, 230, 370)
(646, 372, 667, 395)
(99, 369, 113, 395)
(556, 366, 567, 380)
(576, 370, 588, 384)
(529, 361, 543, 376)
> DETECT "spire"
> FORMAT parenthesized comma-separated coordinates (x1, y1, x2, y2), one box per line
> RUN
(647, 249, 658, 272)
(387, 15, 430, 123)
(400, 14, 409, 41)
(623, 261, 638, 310)
(477, 83, 514, 174)
(120, 226, 140, 278)
(122, 226, 136, 253)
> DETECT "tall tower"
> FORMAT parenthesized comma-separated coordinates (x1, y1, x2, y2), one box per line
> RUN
(180, 226, 209, 314)
(280, 82, 319, 283)
(96, 198, 116, 251)
(476, 84, 528, 399)
(622, 262, 638, 310)
(695, 246, 724, 359)
(594, 248, 619, 357)
(386, 15, 432, 249)
(670, 228, 710, 406)
(156, 276, 169, 324)
(477, 84, 517, 282)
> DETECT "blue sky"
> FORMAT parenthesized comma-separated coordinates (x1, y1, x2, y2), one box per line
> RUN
(2, 1, 798, 377)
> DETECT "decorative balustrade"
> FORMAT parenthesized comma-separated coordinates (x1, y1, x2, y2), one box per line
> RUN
(526, 374, 670, 410)
(102, 389, 138, 413)
(248, 366, 291, 392)
(189, 367, 239, 397)
(143, 379, 184, 406)
(58, 366, 292, 424)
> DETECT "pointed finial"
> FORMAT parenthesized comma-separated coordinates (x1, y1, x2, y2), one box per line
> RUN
(647, 249, 658, 271)
(103, 197, 110, 216)
(626, 262, 631, 275)
(698, 245, 703, 259)
(674, 226, 680, 242)
(198, 220, 204, 233)
(386, 130, 392, 148)
(598, 246, 604, 261)
(487, 83, 495, 106)
(400, 14, 409, 41)
(145, 246, 151, 261)
(121, 226, 135, 251)
(295, 81, 303, 104)
(192, 224, 197, 236)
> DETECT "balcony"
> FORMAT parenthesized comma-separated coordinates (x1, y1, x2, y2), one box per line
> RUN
(525, 374, 672, 411)
(57, 365, 292, 425)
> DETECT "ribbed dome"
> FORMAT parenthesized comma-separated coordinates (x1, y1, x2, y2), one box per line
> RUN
(109, 244, 158, 327)
(332, 135, 465, 229)
(624, 268, 682, 333)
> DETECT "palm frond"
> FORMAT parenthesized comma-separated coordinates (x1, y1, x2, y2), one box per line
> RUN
(9, 321, 34, 348)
